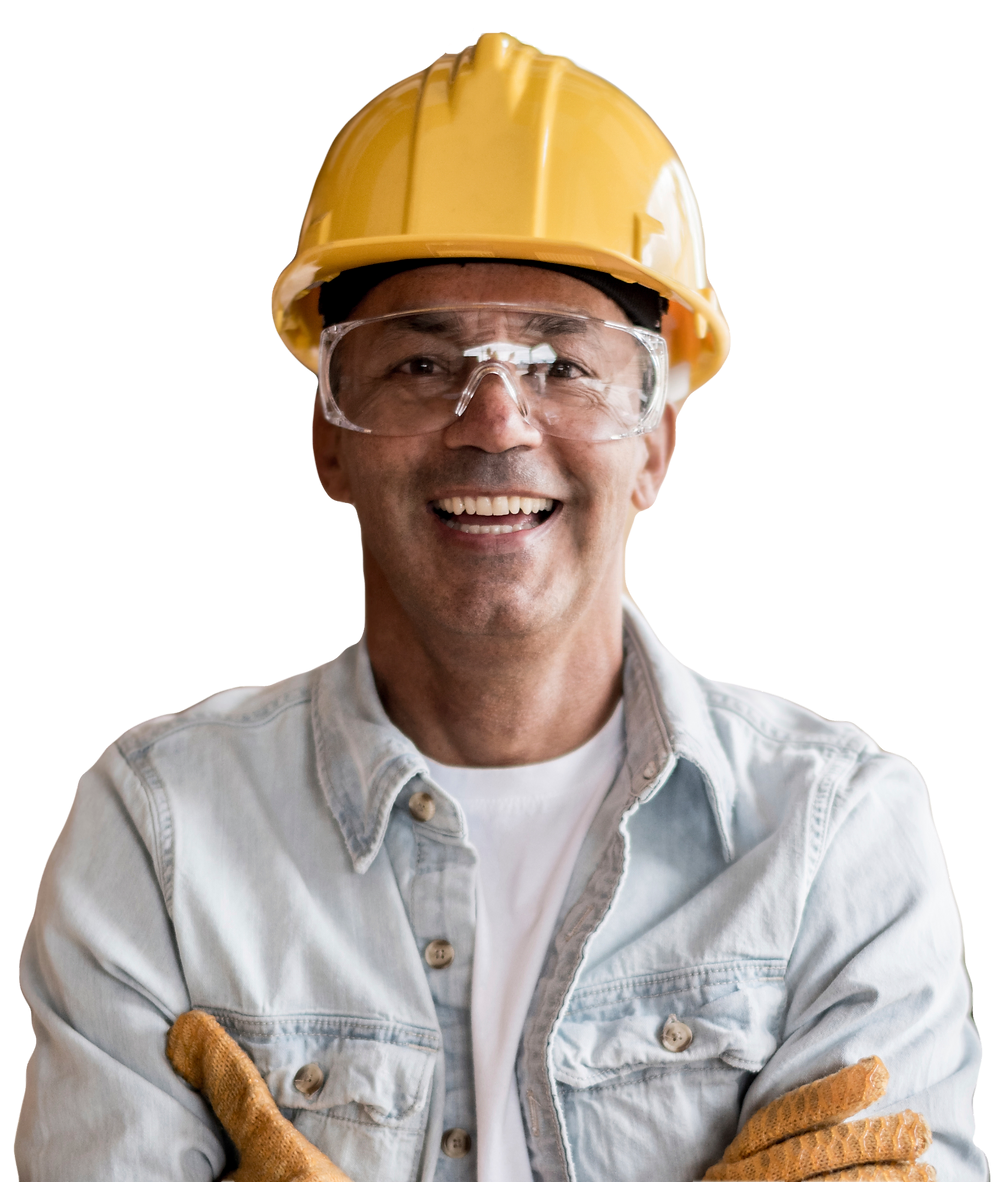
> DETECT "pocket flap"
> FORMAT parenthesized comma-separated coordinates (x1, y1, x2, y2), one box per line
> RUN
(213, 1013, 438, 1125)
(555, 973, 784, 1088)
(268, 1037, 434, 1122)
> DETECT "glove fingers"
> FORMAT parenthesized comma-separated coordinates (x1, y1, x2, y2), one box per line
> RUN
(167, 1008, 217, 1091)
(702, 1111, 932, 1181)
(722, 1058, 889, 1163)
(167, 1010, 354, 1182)
(807, 1165, 936, 1181)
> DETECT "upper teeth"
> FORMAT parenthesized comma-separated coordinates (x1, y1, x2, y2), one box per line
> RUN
(438, 495, 554, 516)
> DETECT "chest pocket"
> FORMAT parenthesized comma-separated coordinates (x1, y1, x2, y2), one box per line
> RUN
(213, 1013, 439, 1182)
(552, 960, 786, 1182)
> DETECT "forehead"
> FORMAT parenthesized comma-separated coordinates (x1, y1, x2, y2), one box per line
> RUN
(350, 263, 630, 323)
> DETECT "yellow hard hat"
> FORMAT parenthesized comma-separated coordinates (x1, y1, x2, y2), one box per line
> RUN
(273, 32, 729, 398)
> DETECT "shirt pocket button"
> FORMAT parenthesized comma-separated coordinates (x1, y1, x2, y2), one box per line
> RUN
(659, 1014, 693, 1053)
(409, 791, 436, 822)
(292, 1061, 325, 1096)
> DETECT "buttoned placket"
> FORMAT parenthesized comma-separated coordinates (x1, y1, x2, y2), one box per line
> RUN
(386, 774, 480, 1181)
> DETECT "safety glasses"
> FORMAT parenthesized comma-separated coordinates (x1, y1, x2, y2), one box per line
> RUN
(317, 304, 668, 442)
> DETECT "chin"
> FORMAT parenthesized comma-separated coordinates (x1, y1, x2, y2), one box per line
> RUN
(427, 581, 570, 640)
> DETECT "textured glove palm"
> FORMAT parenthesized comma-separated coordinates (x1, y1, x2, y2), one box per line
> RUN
(702, 1057, 934, 1181)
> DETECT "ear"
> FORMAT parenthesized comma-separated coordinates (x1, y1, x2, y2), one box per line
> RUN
(631, 402, 676, 512)
(312, 390, 354, 503)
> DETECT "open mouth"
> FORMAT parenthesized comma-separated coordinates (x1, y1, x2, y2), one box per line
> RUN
(431, 494, 558, 535)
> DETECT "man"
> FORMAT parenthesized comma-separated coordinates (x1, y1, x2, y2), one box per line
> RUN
(17, 32, 985, 1182)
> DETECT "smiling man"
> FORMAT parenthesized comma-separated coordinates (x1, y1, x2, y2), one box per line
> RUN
(17, 32, 985, 1182)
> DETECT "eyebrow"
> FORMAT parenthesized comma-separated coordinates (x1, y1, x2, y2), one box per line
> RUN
(401, 312, 461, 334)
(521, 313, 585, 336)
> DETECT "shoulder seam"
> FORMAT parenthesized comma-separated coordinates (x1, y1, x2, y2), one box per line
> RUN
(119, 685, 313, 761)
(704, 688, 873, 757)
(113, 681, 316, 914)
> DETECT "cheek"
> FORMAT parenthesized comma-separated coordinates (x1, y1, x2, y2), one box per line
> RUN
(341, 442, 422, 517)
(567, 442, 643, 515)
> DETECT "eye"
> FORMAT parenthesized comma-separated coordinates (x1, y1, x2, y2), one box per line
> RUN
(396, 356, 441, 376)
(546, 359, 587, 380)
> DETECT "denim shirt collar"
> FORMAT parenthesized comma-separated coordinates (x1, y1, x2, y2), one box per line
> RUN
(311, 600, 737, 874)
(620, 600, 736, 861)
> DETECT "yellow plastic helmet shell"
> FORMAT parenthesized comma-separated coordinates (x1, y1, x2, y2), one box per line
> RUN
(273, 32, 729, 398)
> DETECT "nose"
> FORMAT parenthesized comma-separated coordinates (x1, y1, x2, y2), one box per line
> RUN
(442, 370, 543, 453)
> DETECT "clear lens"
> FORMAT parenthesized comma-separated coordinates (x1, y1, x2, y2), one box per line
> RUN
(318, 305, 667, 441)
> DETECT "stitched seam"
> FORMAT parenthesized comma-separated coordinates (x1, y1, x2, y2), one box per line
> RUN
(199, 1007, 441, 1050)
(547, 827, 629, 1182)
(555, 1046, 768, 1083)
(297, 1109, 425, 1131)
(121, 689, 312, 761)
(354, 759, 422, 871)
(411, 827, 428, 936)
(557, 1057, 743, 1095)
(704, 691, 870, 756)
(720, 1051, 768, 1070)
(118, 745, 176, 916)
(805, 748, 859, 892)
(566, 959, 787, 1007)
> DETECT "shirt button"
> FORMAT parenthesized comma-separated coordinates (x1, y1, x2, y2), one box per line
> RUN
(642, 760, 658, 780)
(441, 1127, 472, 1158)
(424, 938, 454, 969)
(659, 1014, 693, 1053)
(408, 791, 436, 822)
(292, 1062, 325, 1096)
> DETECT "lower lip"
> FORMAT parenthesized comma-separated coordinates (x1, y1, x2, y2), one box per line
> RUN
(430, 504, 559, 543)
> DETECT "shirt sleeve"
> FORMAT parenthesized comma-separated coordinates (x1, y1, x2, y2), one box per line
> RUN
(739, 750, 987, 1180)
(16, 743, 229, 1181)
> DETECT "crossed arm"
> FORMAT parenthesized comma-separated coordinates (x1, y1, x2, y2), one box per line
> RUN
(167, 1010, 934, 1181)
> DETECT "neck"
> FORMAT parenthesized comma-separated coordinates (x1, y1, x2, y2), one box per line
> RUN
(363, 563, 625, 768)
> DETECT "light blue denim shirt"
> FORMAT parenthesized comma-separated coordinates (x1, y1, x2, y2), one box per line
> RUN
(18, 605, 986, 1181)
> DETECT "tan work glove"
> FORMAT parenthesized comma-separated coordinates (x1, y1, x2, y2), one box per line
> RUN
(703, 1057, 933, 1181)
(167, 1009, 354, 1182)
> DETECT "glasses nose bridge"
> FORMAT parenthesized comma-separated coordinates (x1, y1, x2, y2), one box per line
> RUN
(454, 360, 528, 419)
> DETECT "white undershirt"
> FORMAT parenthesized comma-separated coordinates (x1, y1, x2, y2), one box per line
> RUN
(424, 701, 625, 1182)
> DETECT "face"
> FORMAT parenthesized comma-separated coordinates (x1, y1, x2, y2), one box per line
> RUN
(313, 264, 676, 640)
